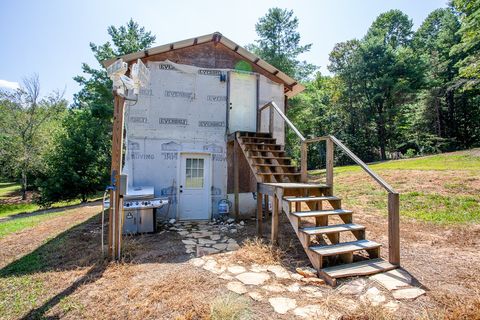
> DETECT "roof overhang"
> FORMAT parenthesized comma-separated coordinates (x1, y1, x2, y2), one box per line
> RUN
(102, 32, 304, 98)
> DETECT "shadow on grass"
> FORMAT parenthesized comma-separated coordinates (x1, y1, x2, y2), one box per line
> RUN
(0, 214, 102, 277)
(0, 214, 108, 319)
(20, 262, 108, 320)
(1, 211, 193, 319)
(0, 201, 102, 222)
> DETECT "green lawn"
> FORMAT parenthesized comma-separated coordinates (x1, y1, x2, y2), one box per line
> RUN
(0, 182, 21, 199)
(0, 199, 93, 219)
(0, 181, 103, 219)
(311, 149, 480, 224)
(310, 149, 480, 175)
(0, 181, 103, 238)
(0, 209, 81, 239)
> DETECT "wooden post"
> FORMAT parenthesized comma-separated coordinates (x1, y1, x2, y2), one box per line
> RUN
(257, 110, 262, 133)
(326, 138, 334, 190)
(269, 107, 274, 136)
(271, 194, 279, 244)
(108, 94, 126, 260)
(300, 141, 308, 183)
(388, 192, 400, 265)
(233, 135, 240, 220)
(264, 194, 269, 219)
(257, 190, 263, 237)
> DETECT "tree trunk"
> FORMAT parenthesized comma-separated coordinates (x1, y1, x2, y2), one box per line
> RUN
(434, 95, 442, 137)
(446, 89, 455, 139)
(21, 169, 27, 200)
(376, 103, 387, 160)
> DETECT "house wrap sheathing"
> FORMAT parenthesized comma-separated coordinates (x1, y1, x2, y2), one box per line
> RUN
(123, 60, 285, 220)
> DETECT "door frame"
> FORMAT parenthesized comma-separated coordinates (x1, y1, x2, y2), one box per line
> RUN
(176, 152, 212, 221)
(226, 71, 260, 134)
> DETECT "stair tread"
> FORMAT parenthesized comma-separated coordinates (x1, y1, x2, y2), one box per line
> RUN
(257, 172, 300, 175)
(261, 183, 328, 189)
(321, 258, 396, 279)
(255, 164, 295, 167)
(240, 137, 276, 140)
(284, 196, 340, 202)
(248, 149, 285, 153)
(292, 209, 352, 218)
(300, 223, 365, 235)
(250, 156, 290, 159)
(243, 143, 280, 146)
(237, 131, 271, 136)
(310, 239, 381, 256)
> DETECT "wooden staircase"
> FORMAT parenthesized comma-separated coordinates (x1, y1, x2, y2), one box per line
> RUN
(234, 131, 398, 286)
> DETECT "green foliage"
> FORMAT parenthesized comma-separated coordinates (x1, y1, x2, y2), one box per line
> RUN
(248, 8, 317, 80)
(38, 108, 111, 204)
(73, 19, 156, 111)
(450, 0, 480, 87)
(0, 76, 67, 198)
(38, 20, 155, 204)
(405, 148, 416, 158)
(289, 7, 479, 166)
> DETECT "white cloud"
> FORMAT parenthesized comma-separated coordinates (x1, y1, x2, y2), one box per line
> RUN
(0, 79, 20, 90)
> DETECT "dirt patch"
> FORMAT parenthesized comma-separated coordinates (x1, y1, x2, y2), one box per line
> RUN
(0, 202, 101, 269)
(0, 189, 36, 205)
(1, 200, 479, 319)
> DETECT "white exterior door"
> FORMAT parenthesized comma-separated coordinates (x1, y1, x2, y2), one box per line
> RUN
(178, 154, 211, 220)
(228, 72, 257, 132)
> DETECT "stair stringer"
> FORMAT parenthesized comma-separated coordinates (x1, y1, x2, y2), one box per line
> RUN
(275, 188, 323, 271)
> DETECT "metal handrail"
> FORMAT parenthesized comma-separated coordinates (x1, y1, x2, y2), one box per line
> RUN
(259, 101, 305, 141)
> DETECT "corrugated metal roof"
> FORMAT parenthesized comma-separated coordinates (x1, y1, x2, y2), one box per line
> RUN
(102, 32, 304, 97)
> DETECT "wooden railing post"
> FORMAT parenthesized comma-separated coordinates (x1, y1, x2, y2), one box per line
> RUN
(271, 194, 279, 244)
(233, 134, 240, 220)
(300, 141, 308, 183)
(326, 137, 334, 189)
(257, 189, 263, 237)
(388, 192, 400, 265)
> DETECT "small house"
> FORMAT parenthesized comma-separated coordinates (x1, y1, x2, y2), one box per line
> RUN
(104, 32, 304, 221)
(104, 32, 400, 285)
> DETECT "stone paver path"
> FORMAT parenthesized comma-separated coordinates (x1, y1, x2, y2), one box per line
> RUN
(176, 220, 426, 318)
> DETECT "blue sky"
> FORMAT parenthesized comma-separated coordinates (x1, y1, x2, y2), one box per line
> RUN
(0, 0, 447, 102)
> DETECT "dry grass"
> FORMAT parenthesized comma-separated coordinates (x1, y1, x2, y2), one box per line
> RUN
(232, 237, 284, 265)
(210, 293, 251, 320)
(149, 269, 218, 320)
(341, 302, 395, 320)
(421, 291, 480, 320)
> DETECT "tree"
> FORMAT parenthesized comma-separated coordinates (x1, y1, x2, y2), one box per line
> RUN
(248, 8, 317, 80)
(413, 8, 461, 146)
(74, 19, 156, 113)
(0, 75, 67, 199)
(328, 10, 424, 160)
(365, 9, 413, 49)
(38, 108, 110, 204)
(450, 0, 480, 87)
(38, 20, 156, 204)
